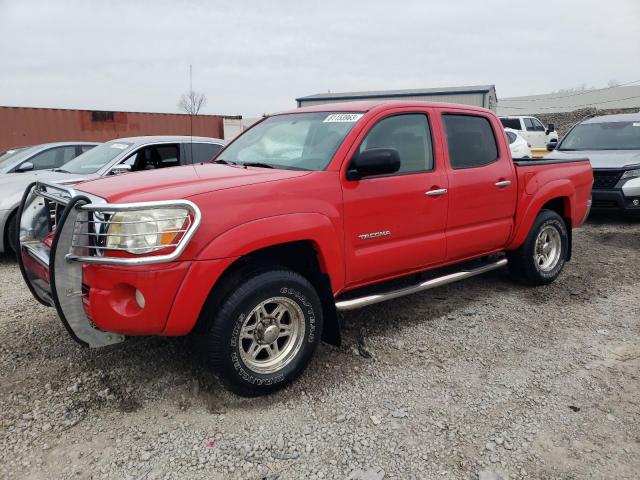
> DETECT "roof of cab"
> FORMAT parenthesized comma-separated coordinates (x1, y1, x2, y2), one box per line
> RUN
(276, 100, 493, 116)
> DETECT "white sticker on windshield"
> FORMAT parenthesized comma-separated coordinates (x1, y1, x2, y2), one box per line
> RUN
(633, 122, 640, 127)
(111, 143, 129, 149)
(323, 113, 363, 123)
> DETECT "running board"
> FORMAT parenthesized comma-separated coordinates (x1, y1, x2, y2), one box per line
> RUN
(335, 258, 508, 311)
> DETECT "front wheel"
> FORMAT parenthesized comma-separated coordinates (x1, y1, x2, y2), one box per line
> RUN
(201, 269, 323, 397)
(507, 209, 568, 285)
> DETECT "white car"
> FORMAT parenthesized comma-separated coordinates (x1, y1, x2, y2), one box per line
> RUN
(505, 128, 532, 158)
(499, 115, 559, 149)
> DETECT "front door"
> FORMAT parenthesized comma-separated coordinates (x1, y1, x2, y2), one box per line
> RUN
(341, 111, 448, 286)
(440, 111, 517, 261)
(523, 117, 547, 148)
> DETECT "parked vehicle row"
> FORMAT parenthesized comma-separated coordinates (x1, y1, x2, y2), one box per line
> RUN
(17, 101, 593, 396)
(0, 136, 225, 253)
(499, 115, 558, 149)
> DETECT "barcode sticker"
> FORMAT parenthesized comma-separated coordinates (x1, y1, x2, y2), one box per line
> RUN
(632, 123, 640, 127)
(323, 113, 363, 123)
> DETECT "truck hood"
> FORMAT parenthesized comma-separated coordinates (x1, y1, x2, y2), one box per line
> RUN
(547, 149, 640, 169)
(74, 164, 311, 203)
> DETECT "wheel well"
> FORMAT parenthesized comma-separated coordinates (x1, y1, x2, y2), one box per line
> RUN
(541, 197, 572, 261)
(194, 241, 341, 345)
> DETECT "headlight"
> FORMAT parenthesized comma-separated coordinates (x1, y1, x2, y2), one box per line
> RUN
(621, 169, 640, 180)
(105, 208, 189, 254)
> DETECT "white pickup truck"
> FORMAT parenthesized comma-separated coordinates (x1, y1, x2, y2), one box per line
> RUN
(499, 116, 559, 149)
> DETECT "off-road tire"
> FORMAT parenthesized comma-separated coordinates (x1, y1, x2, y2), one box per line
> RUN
(507, 209, 568, 285)
(202, 269, 323, 397)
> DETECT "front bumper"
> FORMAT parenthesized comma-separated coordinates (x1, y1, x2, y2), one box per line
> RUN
(591, 189, 640, 211)
(17, 182, 202, 347)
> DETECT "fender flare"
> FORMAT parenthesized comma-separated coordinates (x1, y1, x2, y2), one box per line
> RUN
(196, 212, 346, 292)
(506, 179, 575, 250)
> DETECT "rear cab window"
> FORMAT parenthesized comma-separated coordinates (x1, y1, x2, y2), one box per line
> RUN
(500, 118, 521, 130)
(442, 114, 499, 169)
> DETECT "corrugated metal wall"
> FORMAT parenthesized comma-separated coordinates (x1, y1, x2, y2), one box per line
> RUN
(0, 107, 233, 151)
(298, 92, 487, 109)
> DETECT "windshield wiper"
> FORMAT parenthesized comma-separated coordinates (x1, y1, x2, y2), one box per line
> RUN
(52, 168, 70, 173)
(242, 162, 274, 169)
(213, 158, 238, 165)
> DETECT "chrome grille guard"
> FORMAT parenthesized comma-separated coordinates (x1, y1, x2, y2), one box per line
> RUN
(17, 181, 202, 348)
(21, 181, 201, 266)
(66, 199, 201, 266)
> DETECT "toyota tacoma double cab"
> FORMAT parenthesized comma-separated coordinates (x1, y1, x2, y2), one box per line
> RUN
(18, 101, 593, 396)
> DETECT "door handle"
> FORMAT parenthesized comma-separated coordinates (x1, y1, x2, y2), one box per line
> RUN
(426, 188, 448, 196)
(495, 180, 512, 188)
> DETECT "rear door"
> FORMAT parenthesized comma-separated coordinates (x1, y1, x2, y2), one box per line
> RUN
(440, 111, 517, 261)
(341, 109, 448, 285)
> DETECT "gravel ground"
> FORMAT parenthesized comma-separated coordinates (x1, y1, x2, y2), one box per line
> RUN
(1, 215, 639, 480)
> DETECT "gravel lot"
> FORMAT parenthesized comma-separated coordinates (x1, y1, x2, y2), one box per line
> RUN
(1, 215, 639, 480)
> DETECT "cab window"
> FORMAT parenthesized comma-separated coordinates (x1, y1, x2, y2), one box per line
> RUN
(190, 142, 223, 163)
(27, 146, 78, 170)
(443, 114, 499, 169)
(358, 114, 433, 174)
(122, 144, 181, 171)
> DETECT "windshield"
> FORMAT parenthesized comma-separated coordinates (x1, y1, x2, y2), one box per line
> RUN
(61, 142, 133, 174)
(0, 146, 33, 171)
(559, 121, 640, 151)
(217, 112, 362, 170)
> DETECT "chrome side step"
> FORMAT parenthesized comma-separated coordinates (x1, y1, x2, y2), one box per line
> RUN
(335, 258, 508, 311)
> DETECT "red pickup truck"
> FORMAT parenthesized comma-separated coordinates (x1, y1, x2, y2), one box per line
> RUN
(18, 101, 592, 396)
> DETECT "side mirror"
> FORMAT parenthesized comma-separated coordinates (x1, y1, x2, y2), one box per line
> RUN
(110, 164, 132, 175)
(15, 161, 34, 173)
(546, 142, 557, 151)
(347, 148, 401, 180)
(546, 123, 555, 134)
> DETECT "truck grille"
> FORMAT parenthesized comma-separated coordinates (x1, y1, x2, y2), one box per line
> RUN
(593, 170, 623, 189)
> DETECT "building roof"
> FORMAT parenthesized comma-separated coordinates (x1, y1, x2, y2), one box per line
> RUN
(279, 100, 491, 116)
(497, 85, 640, 115)
(296, 85, 495, 102)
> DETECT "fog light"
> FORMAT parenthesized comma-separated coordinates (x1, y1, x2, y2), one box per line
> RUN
(633, 199, 640, 207)
(135, 289, 146, 309)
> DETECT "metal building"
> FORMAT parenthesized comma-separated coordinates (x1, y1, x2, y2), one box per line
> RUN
(296, 85, 497, 111)
(0, 106, 241, 152)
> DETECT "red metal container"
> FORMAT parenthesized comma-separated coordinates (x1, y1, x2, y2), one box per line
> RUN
(0, 106, 235, 151)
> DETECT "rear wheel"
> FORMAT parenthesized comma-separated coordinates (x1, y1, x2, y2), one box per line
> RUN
(201, 269, 323, 396)
(507, 209, 568, 285)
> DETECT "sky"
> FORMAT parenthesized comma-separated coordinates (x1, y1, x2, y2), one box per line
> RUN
(0, 0, 639, 117)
